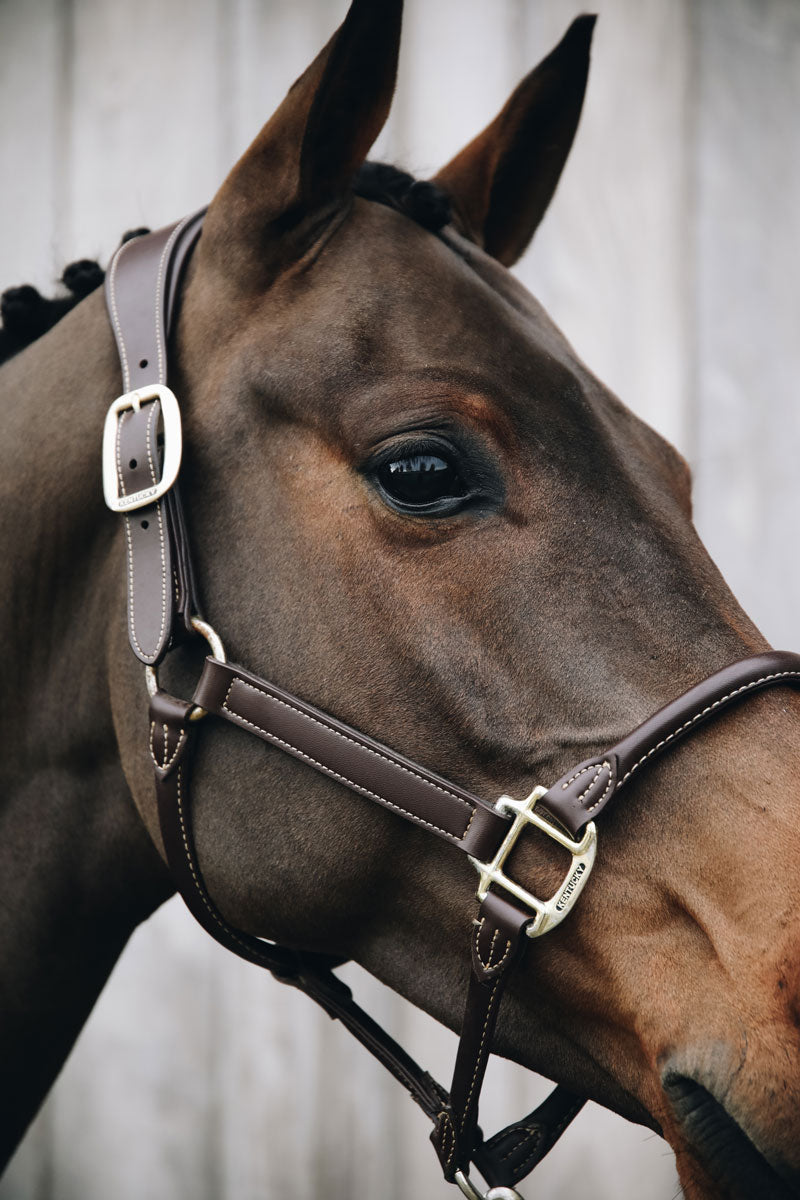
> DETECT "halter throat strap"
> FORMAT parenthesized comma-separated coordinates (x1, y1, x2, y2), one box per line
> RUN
(103, 216, 800, 1200)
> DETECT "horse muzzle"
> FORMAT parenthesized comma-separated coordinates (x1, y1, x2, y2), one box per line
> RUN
(663, 1069, 800, 1199)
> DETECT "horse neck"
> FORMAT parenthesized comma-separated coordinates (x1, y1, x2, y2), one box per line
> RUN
(0, 290, 170, 1165)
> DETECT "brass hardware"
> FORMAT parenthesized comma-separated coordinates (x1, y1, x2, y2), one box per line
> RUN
(469, 786, 597, 939)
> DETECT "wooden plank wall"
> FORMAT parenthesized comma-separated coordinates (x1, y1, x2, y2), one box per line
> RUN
(1, 1, 798, 1197)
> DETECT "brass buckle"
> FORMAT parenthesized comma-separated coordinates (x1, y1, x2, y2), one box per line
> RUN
(102, 384, 182, 512)
(469, 786, 597, 939)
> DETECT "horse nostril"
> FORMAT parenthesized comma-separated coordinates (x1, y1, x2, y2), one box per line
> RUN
(663, 1071, 800, 1199)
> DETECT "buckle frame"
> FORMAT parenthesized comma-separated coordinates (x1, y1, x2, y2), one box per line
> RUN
(469, 786, 597, 939)
(102, 385, 182, 512)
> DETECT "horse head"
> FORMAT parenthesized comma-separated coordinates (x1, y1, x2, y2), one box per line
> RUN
(2, 3, 798, 1197)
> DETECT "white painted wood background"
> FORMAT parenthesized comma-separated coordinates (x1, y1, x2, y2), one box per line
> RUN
(1, 1, 798, 1197)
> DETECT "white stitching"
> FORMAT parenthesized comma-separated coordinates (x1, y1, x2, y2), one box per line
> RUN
(144, 399, 168, 657)
(561, 763, 598, 788)
(479, 921, 496, 969)
(109, 217, 192, 389)
(515, 1100, 583, 1173)
(561, 760, 611, 801)
(175, 764, 262, 958)
(115, 411, 149, 660)
(149, 720, 186, 771)
(437, 1111, 456, 1170)
(459, 979, 501, 1134)
(222, 677, 477, 841)
(474, 918, 512, 973)
(499, 1125, 541, 1162)
(107, 237, 145, 391)
(116, 402, 168, 662)
(499, 1099, 583, 1174)
(585, 765, 614, 813)
(110, 221, 194, 666)
(560, 759, 614, 814)
(144, 399, 159, 484)
(620, 670, 800, 786)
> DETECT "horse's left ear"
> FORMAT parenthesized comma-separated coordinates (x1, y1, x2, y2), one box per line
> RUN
(434, 15, 595, 267)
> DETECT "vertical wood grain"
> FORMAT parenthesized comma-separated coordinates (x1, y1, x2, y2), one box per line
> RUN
(690, 0, 800, 648)
(1, 1, 797, 1197)
(0, 0, 69, 293)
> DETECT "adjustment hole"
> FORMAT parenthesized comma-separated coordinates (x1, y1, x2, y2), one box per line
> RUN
(139, 358, 148, 369)
(129, 458, 137, 469)
(141, 520, 149, 530)
(156, 432, 164, 447)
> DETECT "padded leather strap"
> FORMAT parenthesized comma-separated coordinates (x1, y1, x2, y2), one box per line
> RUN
(193, 656, 511, 861)
(542, 650, 800, 835)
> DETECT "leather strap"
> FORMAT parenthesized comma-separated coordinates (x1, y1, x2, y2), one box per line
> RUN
(474, 1087, 586, 1188)
(542, 649, 800, 835)
(105, 213, 204, 662)
(192, 656, 511, 861)
(106, 213, 204, 395)
(432, 892, 529, 1180)
(149, 686, 574, 1184)
(105, 213, 800, 1199)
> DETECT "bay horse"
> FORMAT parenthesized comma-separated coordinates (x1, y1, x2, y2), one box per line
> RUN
(1, 2, 798, 1197)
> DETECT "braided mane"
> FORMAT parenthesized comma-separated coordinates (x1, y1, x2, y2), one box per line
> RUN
(0, 166, 450, 367)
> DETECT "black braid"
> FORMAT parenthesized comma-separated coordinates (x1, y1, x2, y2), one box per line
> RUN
(0, 227, 150, 367)
(354, 162, 451, 231)
(0, 164, 451, 368)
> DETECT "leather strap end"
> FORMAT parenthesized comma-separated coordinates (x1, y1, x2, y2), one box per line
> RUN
(476, 1087, 586, 1188)
(540, 752, 619, 838)
(148, 691, 193, 779)
(471, 891, 529, 982)
(431, 1107, 461, 1182)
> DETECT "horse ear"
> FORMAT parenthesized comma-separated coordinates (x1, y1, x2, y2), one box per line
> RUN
(434, 15, 595, 267)
(204, 0, 403, 277)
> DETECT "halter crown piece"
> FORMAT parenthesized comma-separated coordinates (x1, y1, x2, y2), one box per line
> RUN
(102, 215, 800, 1199)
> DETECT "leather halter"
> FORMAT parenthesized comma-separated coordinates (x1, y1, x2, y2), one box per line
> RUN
(103, 215, 800, 1199)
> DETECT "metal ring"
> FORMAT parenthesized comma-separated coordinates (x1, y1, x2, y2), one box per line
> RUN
(143, 616, 227, 722)
(189, 615, 226, 663)
(454, 1171, 524, 1200)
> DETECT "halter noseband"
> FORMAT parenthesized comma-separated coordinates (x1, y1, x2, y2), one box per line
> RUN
(102, 216, 800, 1199)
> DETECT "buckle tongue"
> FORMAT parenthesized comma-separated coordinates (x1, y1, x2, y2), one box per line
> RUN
(102, 384, 182, 512)
(469, 786, 597, 939)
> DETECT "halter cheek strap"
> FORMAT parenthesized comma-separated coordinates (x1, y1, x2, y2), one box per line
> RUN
(103, 213, 205, 663)
(103, 217, 800, 1200)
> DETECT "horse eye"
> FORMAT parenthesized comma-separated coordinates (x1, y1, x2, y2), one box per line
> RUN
(376, 452, 468, 509)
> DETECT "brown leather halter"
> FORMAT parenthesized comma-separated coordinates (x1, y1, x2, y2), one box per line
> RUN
(103, 215, 800, 1199)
